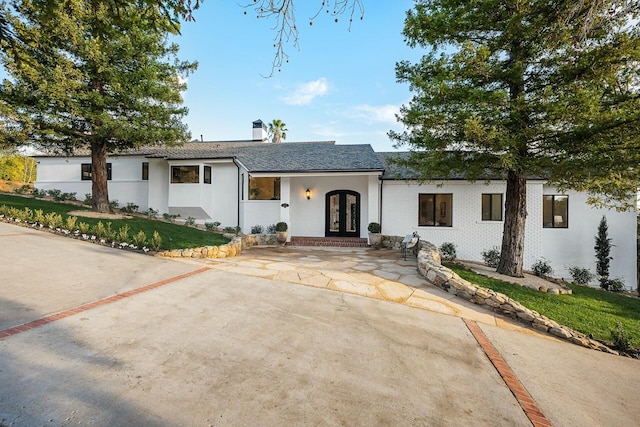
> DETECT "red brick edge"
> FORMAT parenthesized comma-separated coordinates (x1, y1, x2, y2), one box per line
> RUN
(0, 266, 211, 339)
(463, 318, 553, 427)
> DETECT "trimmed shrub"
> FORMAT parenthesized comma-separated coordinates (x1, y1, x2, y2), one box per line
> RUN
(251, 224, 265, 234)
(367, 222, 381, 233)
(439, 242, 457, 261)
(531, 258, 553, 277)
(607, 278, 626, 292)
(481, 247, 500, 268)
(568, 267, 594, 285)
(275, 221, 288, 232)
(149, 231, 162, 251)
(595, 216, 612, 290)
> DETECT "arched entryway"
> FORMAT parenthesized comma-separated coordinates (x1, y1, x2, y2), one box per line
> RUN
(325, 190, 360, 237)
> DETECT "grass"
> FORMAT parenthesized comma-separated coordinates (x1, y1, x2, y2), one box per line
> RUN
(0, 193, 230, 250)
(445, 263, 640, 347)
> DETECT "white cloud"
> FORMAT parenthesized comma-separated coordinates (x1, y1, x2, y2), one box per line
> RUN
(282, 78, 329, 105)
(349, 104, 400, 124)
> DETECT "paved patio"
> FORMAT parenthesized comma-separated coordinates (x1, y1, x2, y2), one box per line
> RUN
(202, 245, 553, 337)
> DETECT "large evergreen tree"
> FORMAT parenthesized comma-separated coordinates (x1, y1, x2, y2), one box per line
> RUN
(0, 0, 197, 212)
(390, 0, 640, 277)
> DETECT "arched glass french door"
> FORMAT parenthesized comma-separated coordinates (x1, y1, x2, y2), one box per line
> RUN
(325, 190, 360, 237)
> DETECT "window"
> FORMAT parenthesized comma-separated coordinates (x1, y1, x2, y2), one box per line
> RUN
(249, 176, 281, 200)
(419, 194, 452, 227)
(171, 165, 199, 183)
(142, 162, 149, 181)
(482, 194, 503, 221)
(81, 163, 111, 181)
(543, 195, 568, 228)
(204, 166, 211, 184)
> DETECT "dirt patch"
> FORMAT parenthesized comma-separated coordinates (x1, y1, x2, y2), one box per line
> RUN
(0, 180, 30, 193)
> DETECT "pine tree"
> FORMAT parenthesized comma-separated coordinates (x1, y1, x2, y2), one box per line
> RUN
(391, 0, 640, 277)
(0, 0, 197, 212)
(595, 216, 612, 290)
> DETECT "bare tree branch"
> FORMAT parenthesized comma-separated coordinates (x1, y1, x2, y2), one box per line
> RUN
(244, 0, 364, 77)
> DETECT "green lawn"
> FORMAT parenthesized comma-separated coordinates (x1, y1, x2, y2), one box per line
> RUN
(0, 194, 229, 250)
(445, 263, 640, 347)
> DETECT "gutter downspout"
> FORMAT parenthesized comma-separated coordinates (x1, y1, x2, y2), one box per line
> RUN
(379, 176, 384, 232)
(234, 157, 240, 228)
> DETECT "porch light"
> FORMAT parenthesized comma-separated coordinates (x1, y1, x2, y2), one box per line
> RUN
(306, 188, 311, 200)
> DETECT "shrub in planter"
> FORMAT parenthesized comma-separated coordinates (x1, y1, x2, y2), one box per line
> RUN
(367, 222, 381, 233)
(275, 222, 288, 232)
(266, 223, 277, 234)
(481, 247, 500, 268)
(439, 242, 457, 261)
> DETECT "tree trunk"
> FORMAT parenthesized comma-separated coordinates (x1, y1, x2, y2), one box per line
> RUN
(497, 169, 527, 277)
(91, 139, 111, 213)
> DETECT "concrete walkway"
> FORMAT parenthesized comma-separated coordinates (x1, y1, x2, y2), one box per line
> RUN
(1, 221, 640, 426)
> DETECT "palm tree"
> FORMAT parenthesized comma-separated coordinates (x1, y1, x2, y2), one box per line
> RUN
(268, 119, 288, 144)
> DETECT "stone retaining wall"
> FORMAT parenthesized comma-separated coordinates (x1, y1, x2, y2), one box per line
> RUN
(416, 240, 617, 354)
(155, 233, 278, 259)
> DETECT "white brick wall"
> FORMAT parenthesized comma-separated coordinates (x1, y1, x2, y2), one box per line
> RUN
(381, 179, 636, 287)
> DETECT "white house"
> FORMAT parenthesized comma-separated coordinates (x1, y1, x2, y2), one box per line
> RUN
(33, 120, 637, 288)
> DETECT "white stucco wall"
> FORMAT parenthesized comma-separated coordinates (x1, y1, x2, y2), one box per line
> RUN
(541, 187, 637, 288)
(208, 162, 239, 226)
(35, 156, 149, 210)
(148, 159, 169, 214)
(288, 174, 373, 238)
(166, 160, 238, 224)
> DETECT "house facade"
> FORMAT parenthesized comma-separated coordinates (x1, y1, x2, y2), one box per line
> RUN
(33, 120, 637, 288)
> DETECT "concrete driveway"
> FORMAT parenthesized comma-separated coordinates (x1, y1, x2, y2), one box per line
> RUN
(1, 221, 639, 426)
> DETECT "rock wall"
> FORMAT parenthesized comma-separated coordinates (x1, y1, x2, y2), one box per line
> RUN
(155, 233, 279, 259)
(416, 240, 617, 354)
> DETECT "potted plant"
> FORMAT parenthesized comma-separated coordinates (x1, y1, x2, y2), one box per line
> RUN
(368, 222, 382, 247)
(275, 221, 288, 246)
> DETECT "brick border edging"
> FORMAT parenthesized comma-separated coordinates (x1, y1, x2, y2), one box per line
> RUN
(464, 319, 553, 427)
(416, 240, 618, 355)
(0, 267, 211, 339)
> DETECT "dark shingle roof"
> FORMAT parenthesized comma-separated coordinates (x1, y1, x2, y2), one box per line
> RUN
(36, 140, 385, 173)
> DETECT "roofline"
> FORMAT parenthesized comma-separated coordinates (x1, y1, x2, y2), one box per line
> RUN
(249, 168, 385, 174)
(380, 176, 547, 181)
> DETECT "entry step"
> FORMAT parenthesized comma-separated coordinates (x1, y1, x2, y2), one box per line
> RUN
(289, 236, 369, 247)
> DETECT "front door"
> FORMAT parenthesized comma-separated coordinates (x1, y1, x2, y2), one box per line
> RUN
(325, 190, 360, 237)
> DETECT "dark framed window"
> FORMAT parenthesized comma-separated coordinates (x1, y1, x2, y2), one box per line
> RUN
(171, 165, 199, 183)
(142, 162, 149, 180)
(204, 166, 212, 184)
(248, 176, 281, 200)
(81, 163, 111, 181)
(543, 195, 568, 228)
(482, 194, 503, 221)
(419, 194, 452, 227)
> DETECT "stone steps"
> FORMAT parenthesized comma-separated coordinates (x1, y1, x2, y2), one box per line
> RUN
(289, 236, 369, 247)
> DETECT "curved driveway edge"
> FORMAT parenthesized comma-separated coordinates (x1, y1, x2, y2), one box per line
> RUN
(1, 222, 639, 426)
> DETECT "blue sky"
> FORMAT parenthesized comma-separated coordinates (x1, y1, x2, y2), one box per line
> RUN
(175, 1, 423, 151)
